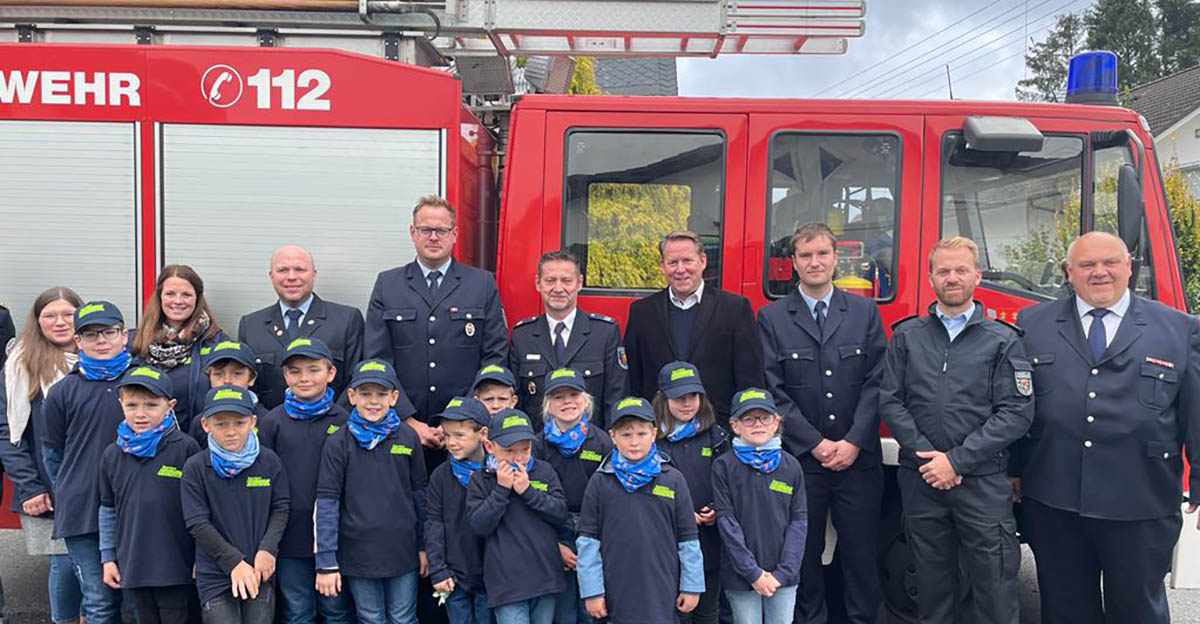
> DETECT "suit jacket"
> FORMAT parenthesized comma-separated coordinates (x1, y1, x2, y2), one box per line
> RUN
(0, 304, 14, 370)
(623, 285, 763, 422)
(1014, 293, 1200, 521)
(509, 310, 626, 429)
(364, 259, 508, 420)
(757, 287, 886, 469)
(237, 294, 365, 409)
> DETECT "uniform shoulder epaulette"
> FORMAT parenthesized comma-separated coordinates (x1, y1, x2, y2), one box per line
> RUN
(993, 318, 1024, 337)
(890, 314, 919, 331)
(513, 315, 540, 329)
(588, 312, 616, 324)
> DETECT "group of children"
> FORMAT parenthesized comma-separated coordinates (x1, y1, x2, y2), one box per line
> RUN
(45, 299, 809, 624)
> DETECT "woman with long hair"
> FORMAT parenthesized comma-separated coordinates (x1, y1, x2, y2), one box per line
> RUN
(131, 264, 228, 432)
(0, 287, 85, 624)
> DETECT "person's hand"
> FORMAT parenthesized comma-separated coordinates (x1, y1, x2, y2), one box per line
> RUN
(231, 561, 260, 599)
(676, 592, 700, 613)
(253, 550, 276, 583)
(695, 506, 716, 526)
(315, 571, 341, 597)
(512, 462, 531, 495)
(1009, 477, 1022, 503)
(585, 596, 608, 619)
(406, 418, 444, 449)
(21, 493, 52, 516)
(916, 450, 960, 490)
(496, 460, 515, 490)
(102, 561, 122, 589)
(751, 571, 781, 597)
(558, 543, 578, 571)
(822, 440, 860, 471)
(812, 439, 839, 465)
(419, 551, 428, 577)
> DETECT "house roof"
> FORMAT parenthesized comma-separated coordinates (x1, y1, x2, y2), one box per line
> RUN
(594, 57, 678, 96)
(1128, 64, 1200, 137)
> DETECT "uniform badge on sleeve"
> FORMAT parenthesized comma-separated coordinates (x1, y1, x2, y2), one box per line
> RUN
(1015, 370, 1033, 397)
(617, 346, 628, 370)
(465, 322, 476, 337)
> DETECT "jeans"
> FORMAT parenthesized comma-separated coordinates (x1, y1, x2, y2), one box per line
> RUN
(492, 595, 555, 624)
(552, 572, 592, 624)
(725, 586, 799, 624)
(200, 582, 275, 624)
(64, 533, 122, 624)
(49, 554, 84, 623)
(124, 584, 197, 624)
(344, 571, 418, 624)
(444, 585, 490, 624)
(276, 557, 355, 624)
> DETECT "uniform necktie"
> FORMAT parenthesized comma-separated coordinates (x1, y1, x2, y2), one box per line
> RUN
(815, 300, 827, 336)
(427, 269, 442, 297)
(1087, 308, 1109, 361)
(554, 321, 567, 362)
(285, 309, 303, 340)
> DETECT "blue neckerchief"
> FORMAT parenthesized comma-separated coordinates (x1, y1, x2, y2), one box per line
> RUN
(732, 437, 782, 474)
(544, 416, 588, 457)
(449, 456, 483, 487)
(346, 408, 400, 450)
(116, 411, 176, 459)
(283, 387, 334, 420)
(665, 419, 699, 443)
(610, 445, 662, 493)
(208, 431, 260, 479)
(485, 454, 535, 473)
(78, 348, 131, 381)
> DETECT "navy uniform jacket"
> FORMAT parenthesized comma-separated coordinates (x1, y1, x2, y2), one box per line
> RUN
(238, 294, 365, 409)
(365, 259, 508, 420)
(0, 304, 14, 369)
(757, 287, 886, 467)
(510, 311, 626, 429)
(1014, 294, 1200, 521)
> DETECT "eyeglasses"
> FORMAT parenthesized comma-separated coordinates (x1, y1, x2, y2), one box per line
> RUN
(78, 327, 123, 343)
(415, 226, 454, 239)
(735, 413, 777, 426)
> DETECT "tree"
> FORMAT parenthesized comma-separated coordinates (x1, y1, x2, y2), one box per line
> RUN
(1085, 0, 1161, 91)
(1156, 0, 1200, 74)
(1016, 12, 1087, 102)
(1164, 157, 1200, 311)
(584, 183, 690, 289)
(569, 57, 603, 95)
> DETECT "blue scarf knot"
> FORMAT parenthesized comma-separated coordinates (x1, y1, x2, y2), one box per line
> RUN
(610, 444, 662, 493)
(544, 416, 588, 457)
(208, 431, 261, 479)
(79, 349, 132, 381)
(347, 408, 400, 450)
(283, 387, 334, 420)
(485, 454, 534, 473)
(116, 411, 176, 458)
(665, 419, 699, 443)
(450, 456, 483, 487)
(732, 437, 782, 474)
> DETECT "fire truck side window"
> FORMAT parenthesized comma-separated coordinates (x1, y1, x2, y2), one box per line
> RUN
(764, 133, 901, 300)
(563, 130, 725, 292)
(940, 133, 1084, 299)
(1091, 143, 1154, 298)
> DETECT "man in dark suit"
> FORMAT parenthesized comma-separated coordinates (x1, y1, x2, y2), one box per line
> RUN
(1014, 231, 1200, 624)
(758, 222, 886, 624)
(509, 250, 624, 428)
(623, 230, 762, 424)
(237, 245, 365, 408)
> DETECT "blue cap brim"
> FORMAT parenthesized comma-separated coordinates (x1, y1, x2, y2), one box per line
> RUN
(662, 382, 705, 399)
(489, 429, 536, 447)
(201, 405, 255, 420)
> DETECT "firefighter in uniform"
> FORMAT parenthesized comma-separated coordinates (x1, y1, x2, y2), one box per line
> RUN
(364, 194, 508, 451)
(1013, 231, 1200, 624)
(509, 250, 625, 429)
(757, 223, 887, 624)
(879, 236, 1032, 624)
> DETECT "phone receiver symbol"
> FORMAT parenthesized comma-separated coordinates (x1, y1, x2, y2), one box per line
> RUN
(209, 73, 232, 102)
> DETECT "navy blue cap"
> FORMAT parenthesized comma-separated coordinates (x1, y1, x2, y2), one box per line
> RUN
(473, 364, 516, 390)
(349, 359, 400, 390)
(544, 367, 586, 394)
(487, 408, 537, 447)
(657, 361, 705, 399)
(731, 388, 778, 420)
(429, 396, 490, 427)
(116, 365, 174, 398)
(200, 384, 257, 420)
(203, 340, 257, 370)
(610, 396, 655, 424)
(282, 336, 334, 365)
(74, 300, 124, 332)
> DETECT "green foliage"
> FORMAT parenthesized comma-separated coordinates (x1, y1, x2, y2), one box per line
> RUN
(569, 57, 603, 95)
(1164, 158, 1200, 311)
(1016, 12, 1086, 102)
(1156, 0, 1200, 73)
(1002, 191, 1081, 290)
(584, 183, 690, 289)
(1085, 0, 1162, 91)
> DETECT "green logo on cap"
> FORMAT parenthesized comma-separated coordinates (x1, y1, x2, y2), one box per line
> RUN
(550, 369, 577, 379)
(213, 341, 242, 352)
(502, 415, 529, 429)
(447, 398, 464, 408)
(617, 397, 643, 410)
(670, 367, 696, 381)
(739, 389, 768, 402)
(213, 388, 244, 401)
(287, 338, 313, 350)
(359, 361, 387, 373)
(130, 367, 161, 380)
(479, 364, 505, 375)
(78, 303, 105, 317)
(769, 480, 794, 495)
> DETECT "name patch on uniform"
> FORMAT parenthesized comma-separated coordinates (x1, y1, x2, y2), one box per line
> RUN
(701, 447, 713, 457)
(580, 450, 603, 463)
(529, 480, 549, 491)
(651, 484, 675, 500)
(246, 476, 271, 488)
(525, 354, 541, 361)
(157, 465, 183, 479)
(326, 424, 340, 434)
(1015, 371, 1033, 397)
(769, 480, 794, 495)
(1146, 356, 1176, 369)
(390, 444, 413, 456)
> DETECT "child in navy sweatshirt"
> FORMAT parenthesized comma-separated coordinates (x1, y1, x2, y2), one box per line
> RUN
(576, 397, 705, 624)
(653, 361, 728, 624)
(258, 337, 353, 624)
(315, 359, 427, 624)
(467, 408, 567, 624)
(183, 385, 291, 624)
(426, 396, 492, 624)
(190, 340, 270, 446)
(534, 368, 613, 624)
(713, 389, 807, 624)
(99, 365, 201, 624)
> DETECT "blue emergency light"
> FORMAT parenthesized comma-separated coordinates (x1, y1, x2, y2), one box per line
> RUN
(1065, 51, 1119, 105)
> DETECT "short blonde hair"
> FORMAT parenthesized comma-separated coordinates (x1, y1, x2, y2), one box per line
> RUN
(928, 236, 979, 271)
(412, 194, 456, 225)
(540, 388, 596, 422)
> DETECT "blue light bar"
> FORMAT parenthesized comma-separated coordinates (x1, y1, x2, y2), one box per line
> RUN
(1066, 51, 1118, 105)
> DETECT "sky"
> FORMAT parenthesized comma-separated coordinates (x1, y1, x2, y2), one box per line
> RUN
(677, 0, 1099, 100)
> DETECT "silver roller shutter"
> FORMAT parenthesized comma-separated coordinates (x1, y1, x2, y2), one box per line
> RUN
(0, 121, 139, 333)
(160, 124, 441, 332)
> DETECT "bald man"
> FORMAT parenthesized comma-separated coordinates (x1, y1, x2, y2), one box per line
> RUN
(1012, 231, 1200, 624)
(237, 246, 366, 408)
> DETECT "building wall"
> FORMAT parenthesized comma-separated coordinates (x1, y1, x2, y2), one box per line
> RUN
(1157, 113, 1200, 197)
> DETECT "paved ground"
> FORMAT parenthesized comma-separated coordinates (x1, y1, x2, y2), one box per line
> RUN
(3, 530, 1200, 623)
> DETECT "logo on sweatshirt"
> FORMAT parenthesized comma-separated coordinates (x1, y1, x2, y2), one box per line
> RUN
(326, 424, 340, 435)
(157, 465, 183, 479)
(651, 484, 675, 500)
(769, 480, 794, 496)
(246, 476, 271, 488)
(529, 480, 549, 491)
(700, 447, 713, 457)
(390, 444, 413, 456)
(580, 450, 603, 463)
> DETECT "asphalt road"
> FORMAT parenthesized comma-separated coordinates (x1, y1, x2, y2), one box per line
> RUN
(3, 531, 1200, 623)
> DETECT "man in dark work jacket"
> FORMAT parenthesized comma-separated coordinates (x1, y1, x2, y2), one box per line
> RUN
(623, 230, 763, 425)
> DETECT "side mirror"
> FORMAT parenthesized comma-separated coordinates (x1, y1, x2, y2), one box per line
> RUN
(1116, 162, 1143, 253)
